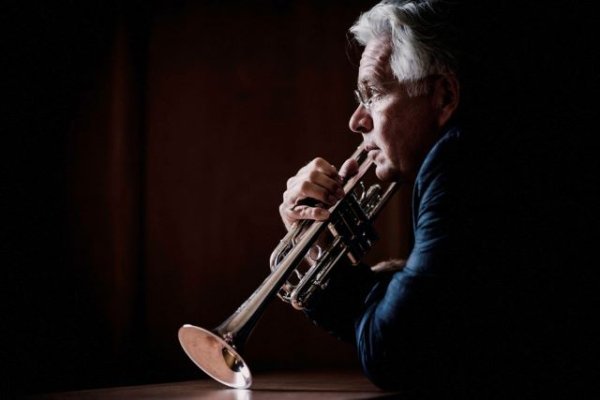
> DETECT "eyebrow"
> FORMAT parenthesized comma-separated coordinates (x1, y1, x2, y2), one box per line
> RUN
(357, 78, 372, 89)
(357, 78, 398, 89)
(358, 76, 384, 88)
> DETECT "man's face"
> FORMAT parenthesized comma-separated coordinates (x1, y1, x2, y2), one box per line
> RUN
(349, 37, 443, 183)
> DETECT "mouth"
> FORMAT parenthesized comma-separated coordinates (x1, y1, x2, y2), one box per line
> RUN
(363, 143, 378, 152)
(365, 147, 380, 162)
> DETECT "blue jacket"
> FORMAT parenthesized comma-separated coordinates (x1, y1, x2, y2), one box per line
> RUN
(304, 126, 533, 397)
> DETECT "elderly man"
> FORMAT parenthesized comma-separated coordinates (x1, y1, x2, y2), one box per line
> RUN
(279, 1, 517, 397)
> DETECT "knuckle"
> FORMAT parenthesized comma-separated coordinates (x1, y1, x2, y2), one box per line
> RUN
(299, 208, 311, 219)
(309, 157, 320, 167)
(299, 180, 311, 193)
(280, 203, 297, 218)
(308, 169, 321, 182)
(313, 157, 327, 168)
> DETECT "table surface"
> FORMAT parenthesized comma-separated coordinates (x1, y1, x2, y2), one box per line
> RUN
(31, 370, 399, 400)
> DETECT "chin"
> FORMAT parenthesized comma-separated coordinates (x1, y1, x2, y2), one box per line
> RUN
(374, 164, 402, 182)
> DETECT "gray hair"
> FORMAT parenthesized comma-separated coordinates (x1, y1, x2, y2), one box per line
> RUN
(350, 0, 459, 96)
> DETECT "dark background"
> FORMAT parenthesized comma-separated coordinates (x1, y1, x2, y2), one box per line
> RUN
(2, 0, 596, 397)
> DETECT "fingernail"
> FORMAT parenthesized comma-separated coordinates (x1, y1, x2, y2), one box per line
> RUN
(328, 195, 338, 204)
(336, 188, 345, 198)
(316, 208, 330, 220)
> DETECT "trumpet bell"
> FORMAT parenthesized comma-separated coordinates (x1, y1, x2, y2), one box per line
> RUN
(178, 324, 252, 389)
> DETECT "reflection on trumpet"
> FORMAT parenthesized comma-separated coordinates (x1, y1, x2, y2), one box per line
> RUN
(178, 146, 399, 389)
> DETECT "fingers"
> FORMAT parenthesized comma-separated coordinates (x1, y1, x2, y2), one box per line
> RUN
(287, 157, 345, 206)
(339, 157, 359, 180)
(285, 173, 343, 206)
(279, 200, 331, 231)
(280, 157, 346, 229)
(297, 157, 342, 188)
(370, 258, 407, 273)
(281, 203, 330, 222)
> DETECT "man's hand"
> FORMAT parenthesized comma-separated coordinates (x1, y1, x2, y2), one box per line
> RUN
(279, 156, 359, 230)
(370, 258, 407, 273)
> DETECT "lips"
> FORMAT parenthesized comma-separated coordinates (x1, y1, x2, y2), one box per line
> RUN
(363, 143, 378, 152)
(366, 148, 380, 162)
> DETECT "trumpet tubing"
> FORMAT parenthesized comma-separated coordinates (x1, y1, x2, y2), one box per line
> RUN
(178, 146, 399, 389)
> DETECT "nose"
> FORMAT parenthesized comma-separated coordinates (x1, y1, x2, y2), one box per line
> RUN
(348, 104, 373, 134)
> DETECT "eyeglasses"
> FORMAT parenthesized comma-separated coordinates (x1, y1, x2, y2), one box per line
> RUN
(353, 89, 374, 110)
(353, 81, 396, 110)
(353, 77, 436, 110)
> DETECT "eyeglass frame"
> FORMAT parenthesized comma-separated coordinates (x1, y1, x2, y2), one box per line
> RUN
(353, 75, 440, 110)
(352, 79, 400, 110)
(353, 89, 374, 110)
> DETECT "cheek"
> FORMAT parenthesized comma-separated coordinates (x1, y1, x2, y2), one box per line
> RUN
(378, 114, 405, 156)
(374, 116, 397, 154)
(380, 108, 435, 171)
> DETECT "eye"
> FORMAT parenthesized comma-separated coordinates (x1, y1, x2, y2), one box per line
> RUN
(355, 83, 388, 109)
(370, 87, 383, 99)
(366, 86, 384, 104)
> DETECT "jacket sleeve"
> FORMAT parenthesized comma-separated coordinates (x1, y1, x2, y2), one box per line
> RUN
(303, 258, 379, 342)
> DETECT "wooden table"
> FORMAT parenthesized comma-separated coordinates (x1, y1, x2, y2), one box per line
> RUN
(31, 370, 397, 399)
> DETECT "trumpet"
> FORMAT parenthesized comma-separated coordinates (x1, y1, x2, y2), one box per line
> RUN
(178, 146, 399, 389)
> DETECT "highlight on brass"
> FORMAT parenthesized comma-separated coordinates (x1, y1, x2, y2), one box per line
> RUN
(178, 146, 399, 389)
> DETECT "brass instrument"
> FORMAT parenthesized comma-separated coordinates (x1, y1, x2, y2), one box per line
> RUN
(178, 146, 399, 389)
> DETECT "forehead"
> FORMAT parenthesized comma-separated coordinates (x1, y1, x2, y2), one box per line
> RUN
(358, 37, 394, 85)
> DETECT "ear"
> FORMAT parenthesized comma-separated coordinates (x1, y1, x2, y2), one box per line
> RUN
(431, 73, 460, 128)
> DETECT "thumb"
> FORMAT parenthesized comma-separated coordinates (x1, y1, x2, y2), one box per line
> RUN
(339, 158, 359, 180)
